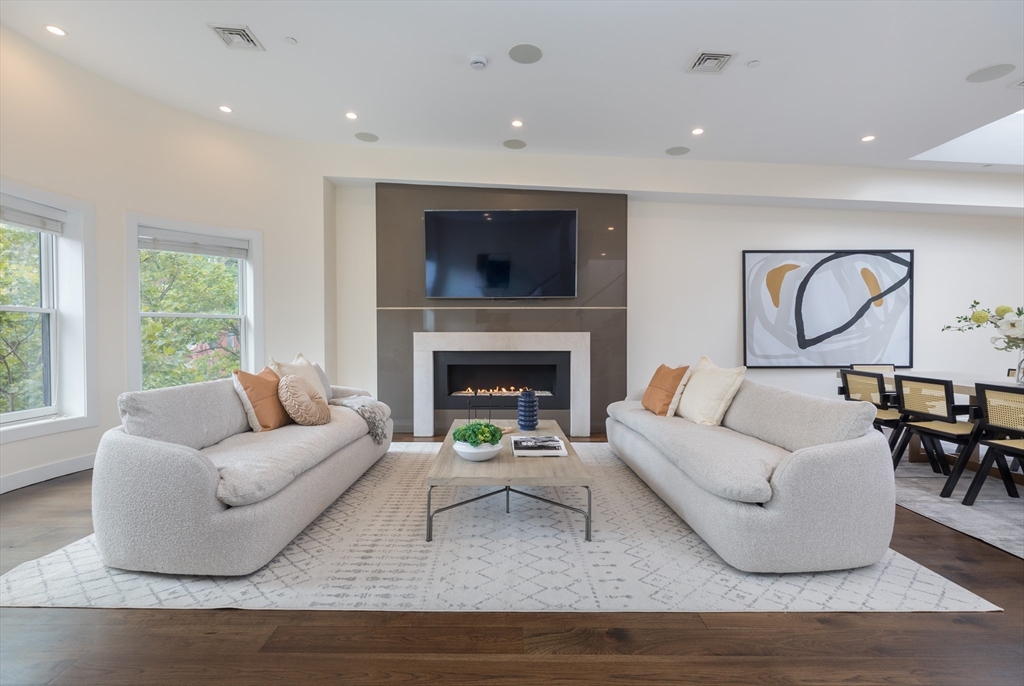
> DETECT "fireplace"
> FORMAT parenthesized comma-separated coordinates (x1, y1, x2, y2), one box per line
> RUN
(413, 331, 590, 437)
(433, 351, 571, 410)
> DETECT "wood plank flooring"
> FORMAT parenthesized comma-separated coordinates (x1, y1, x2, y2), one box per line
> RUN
(1, 434, 1021, 685)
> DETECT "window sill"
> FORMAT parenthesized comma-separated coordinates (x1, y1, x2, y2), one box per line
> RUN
(0, 414, 98, 443)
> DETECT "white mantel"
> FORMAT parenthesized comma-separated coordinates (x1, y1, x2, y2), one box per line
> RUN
(413, 332, 591, 437)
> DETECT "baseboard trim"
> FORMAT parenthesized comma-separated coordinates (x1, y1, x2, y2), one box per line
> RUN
(0, 454, 95, 494)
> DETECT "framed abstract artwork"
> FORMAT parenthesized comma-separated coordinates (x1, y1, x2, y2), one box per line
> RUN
(743, 250, 914, 368)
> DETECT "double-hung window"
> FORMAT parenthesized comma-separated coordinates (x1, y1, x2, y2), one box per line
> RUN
(0, 198, 63, 421)
(127, 217, 262, 392)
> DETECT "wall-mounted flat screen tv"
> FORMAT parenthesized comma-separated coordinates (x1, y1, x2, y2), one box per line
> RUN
(425, 209, 577, 299)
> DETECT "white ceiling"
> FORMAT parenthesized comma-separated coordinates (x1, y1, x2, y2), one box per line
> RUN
(2, 0, 1023, 171)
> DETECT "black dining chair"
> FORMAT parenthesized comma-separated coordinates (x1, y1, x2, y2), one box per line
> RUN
(891, 375, 980, 475)
(840, 369, 903, 450)
(943, 384, 1023, 505)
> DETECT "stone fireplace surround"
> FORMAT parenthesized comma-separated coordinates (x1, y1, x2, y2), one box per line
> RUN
(414, 332, 591, 437)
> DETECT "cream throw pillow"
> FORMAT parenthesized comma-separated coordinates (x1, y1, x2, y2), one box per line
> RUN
(268, 353, 329, 400)
(676, 356, 746, 426)
(278, 375, 331, 426)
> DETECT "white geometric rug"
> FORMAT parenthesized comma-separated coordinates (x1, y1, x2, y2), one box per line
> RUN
(0, 443, 999, 612)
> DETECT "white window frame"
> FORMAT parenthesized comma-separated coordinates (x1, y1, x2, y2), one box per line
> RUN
(0, 230, 57, 423)
(0, 179, 98, 443)
(125, 213, 263, 391)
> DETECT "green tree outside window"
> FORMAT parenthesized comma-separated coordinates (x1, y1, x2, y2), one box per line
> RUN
(139, 249, 243, 390)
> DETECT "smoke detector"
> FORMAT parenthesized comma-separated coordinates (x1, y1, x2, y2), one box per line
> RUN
(208, 24, 265, 51)
(469, 55, 489, 70)
(687, 52, 734, 74)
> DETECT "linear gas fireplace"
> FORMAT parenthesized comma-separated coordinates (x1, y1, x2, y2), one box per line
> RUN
(433, 351, 571, 410)
(414, 332, 591, 437)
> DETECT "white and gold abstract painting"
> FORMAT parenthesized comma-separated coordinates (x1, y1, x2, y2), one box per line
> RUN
(743, 250, 914, 368)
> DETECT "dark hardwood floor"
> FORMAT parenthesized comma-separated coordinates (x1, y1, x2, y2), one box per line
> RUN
(1, 436, 1022, 685)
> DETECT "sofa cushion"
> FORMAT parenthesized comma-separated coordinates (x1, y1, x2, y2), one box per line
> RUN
(607, 400, 788, 504)
(723, 380, 876, 452)
(641, 364, 690, 416)
(118, 379, 250, 451)
(676, 356, 745, 426)
(202, 403, 392, 507)
(233, 367, 293, 432)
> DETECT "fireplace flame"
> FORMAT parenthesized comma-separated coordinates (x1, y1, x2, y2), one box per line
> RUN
(451, 386, 552, 397)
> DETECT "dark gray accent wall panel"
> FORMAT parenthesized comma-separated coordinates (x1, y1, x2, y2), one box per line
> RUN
(375, 183, 627, 434)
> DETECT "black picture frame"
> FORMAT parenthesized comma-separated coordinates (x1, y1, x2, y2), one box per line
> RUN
(742, 249, 914, 369)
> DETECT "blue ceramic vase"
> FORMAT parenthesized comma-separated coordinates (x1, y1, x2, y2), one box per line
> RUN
(518, 390, 539, 431)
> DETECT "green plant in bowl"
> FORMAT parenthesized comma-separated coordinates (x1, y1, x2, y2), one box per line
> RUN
(452, 421, 503, 447)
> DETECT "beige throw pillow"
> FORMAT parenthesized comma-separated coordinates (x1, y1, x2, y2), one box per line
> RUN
(268, 353, 329, 400)
(676, 356, 746, 426)
(232, 368, 293, 432)
(278, 375, 331, 426)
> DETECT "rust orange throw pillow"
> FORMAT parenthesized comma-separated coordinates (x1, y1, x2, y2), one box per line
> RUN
(642, 364, 690, 417)
(232, 367, 293, 432)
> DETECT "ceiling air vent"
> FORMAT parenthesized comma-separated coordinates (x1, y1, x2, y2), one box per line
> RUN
(687, 52, 733, 74)
(207, 24, 265, 51)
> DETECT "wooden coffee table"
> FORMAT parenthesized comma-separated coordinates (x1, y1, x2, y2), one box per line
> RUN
(426, 419, 593, 542)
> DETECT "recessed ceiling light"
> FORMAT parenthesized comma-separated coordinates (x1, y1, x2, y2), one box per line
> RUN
(45, 25, 66, 36)
(607, 227, 614, 231)
(966, 64, 1016, 83)
(861, 135, 876, 142)
(512, 120, 523, 127)
(345, 112, 358, 120)
(355, 132, 379, 143)
(219, 105, 233, 113)
(284, 37, 298, 45)
(665, 146, 690, 156)
(747, 60, 761, 68)
(509, 44, 543, 65)
(503, 139, 526, 149)
(601, 253, 607, 256)
(691, 128, 704, 135)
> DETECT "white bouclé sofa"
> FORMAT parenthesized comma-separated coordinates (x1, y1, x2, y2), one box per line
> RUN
(607, 379, 895, 573)
(92, 379, 392, 576)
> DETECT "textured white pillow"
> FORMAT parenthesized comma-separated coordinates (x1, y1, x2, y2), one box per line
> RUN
(676, 356, 746, 426)
(278, 375, 331, 426)
(268, 353, 329, 400)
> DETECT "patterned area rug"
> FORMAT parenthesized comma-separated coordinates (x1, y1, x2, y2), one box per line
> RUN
(895, 460, 1024, 558)
(0, 443, 999, 612)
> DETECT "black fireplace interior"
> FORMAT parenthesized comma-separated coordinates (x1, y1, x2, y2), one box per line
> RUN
(434, 351, 571, 410)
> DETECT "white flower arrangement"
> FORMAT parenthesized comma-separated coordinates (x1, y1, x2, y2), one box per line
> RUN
(943, 301, 1023, 352)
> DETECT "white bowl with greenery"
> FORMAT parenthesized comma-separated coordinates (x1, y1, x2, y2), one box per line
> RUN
(452, 421, 504, 462)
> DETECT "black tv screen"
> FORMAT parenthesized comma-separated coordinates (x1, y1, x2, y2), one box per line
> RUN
(425, 210, 577, 299)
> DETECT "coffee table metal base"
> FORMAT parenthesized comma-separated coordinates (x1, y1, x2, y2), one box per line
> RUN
(426, 485, 592, 542)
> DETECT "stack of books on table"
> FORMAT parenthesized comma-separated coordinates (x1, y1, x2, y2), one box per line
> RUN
(511, 435, 568, 457)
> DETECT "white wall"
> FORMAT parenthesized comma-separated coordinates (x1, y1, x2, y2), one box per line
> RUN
(0, 26, 334, 479)
(1, 23, 1021, 481)
(335, 184, 378, 396)
(627, 201, 1024, 397)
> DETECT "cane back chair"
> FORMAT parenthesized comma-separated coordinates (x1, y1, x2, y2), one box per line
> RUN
(840, 369, 903, 450)
(944, 384, 1023, 505)
(892, 375, 980, 476)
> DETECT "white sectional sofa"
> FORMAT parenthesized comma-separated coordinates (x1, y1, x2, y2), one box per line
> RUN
(93, 379, 392, 576)
(607, 379, 895, 573)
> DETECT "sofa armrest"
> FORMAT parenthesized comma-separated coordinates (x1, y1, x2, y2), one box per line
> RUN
(331, 385, 372, 399)
(626, 388, 645, 402)
(92, 428, 224, 568)
(765, 431, 895, 561)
